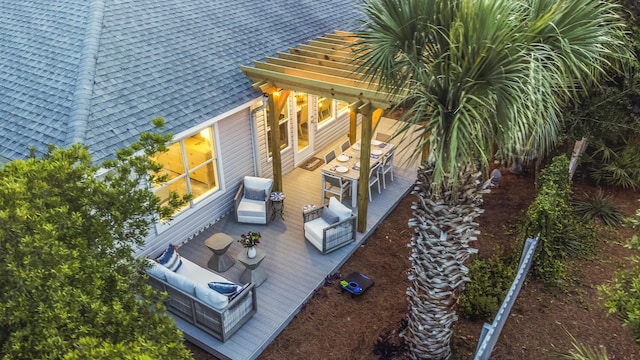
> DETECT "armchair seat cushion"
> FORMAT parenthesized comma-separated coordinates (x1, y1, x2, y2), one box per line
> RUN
(237, 199, 267, 220)
(304, 218, 353, 252)
(304, 217, 330, 250)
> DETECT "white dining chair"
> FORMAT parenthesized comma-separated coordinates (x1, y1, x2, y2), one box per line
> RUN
(367, 162, 382, 201)
(340, 139, 351, 153)
(322, 172, 351, 205)
(379, 147, 395, 189)
(323, 150, 336, 164)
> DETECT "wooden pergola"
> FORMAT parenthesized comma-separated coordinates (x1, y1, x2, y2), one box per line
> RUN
(240, 31, 400, 232)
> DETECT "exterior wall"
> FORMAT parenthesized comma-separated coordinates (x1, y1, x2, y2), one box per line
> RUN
(138, 107, 257, 258)
(255, 94, 351, 179)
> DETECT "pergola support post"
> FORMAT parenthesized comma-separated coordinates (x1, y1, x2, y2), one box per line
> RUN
(267, 90, 290, 192)
(348, 104, 358, 146)
(356, 102, 374, 233)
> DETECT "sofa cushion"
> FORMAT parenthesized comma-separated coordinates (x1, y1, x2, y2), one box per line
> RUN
(156, 244, 182, 272)
(321, 207, 339, 225)
(195, 283, 229, 309)
(175, 257, 229, 284)
(244, 186, 265, 201)
(329, 197, 352, 221)
(146, 258, 172, 280)
(165, 270, 197, 295)
(208, 282, 241, 296)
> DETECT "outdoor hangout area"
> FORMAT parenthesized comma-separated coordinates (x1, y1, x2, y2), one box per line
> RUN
(172, 118, 417, 359)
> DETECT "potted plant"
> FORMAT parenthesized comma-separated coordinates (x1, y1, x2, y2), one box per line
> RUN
(238, 231, 261, 258)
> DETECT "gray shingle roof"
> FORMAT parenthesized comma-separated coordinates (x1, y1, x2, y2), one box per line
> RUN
(0, 0, 361, 162)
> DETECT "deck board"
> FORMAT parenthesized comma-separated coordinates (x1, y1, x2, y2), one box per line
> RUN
(174, 119, 417, 359)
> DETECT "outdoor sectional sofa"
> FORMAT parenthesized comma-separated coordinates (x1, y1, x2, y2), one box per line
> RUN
(146, 256, 257, 342)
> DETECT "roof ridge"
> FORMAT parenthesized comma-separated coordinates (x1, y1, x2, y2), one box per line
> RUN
(65, 0, 106, 147)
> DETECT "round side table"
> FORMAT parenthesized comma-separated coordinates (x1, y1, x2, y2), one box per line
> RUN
(270, 191, 286, 221)
(302, 203, 317, 214)
(237, 248, 267, 287)
(204, 233, 235, 272)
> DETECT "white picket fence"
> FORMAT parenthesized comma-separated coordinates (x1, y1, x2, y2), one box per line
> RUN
(474, 236, 539, 360)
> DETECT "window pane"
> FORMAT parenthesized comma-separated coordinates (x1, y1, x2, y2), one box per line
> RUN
(267, 120, 289, 157)
(184, 129, 218, 194)
(337, 100, 349, 114)
(265, 100, 290, 157)
(265, 101, 289, 122)
(317, 97, 333, 124)
(153, 141, 185, 178)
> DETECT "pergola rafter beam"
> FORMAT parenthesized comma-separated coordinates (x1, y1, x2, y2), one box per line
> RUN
(276, 52, 359, 72)
(314, 36, 354, 46)
(299, 44, 351, 57)
(253, 61, 382, 95)
(241, 65, 396, 109)
(288, 48, 354, 65)
(264, 57, 362, 80)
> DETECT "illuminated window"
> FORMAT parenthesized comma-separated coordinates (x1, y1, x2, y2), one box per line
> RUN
(265, 101, 290, 157)
(151, 127, 219, 212)
(317, 97, 333, 125)
(337, 100, 349, 114)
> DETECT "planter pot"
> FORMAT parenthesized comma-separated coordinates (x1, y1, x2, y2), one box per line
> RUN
(247, 246, 257, 259)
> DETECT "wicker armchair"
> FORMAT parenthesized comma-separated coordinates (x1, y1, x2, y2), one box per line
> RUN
(303, 197, 356, 254)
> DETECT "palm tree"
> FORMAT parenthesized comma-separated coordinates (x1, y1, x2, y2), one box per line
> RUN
(354, 0, 629, 358)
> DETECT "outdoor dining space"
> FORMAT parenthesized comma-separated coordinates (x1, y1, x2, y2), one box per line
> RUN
(175, 119, 417, 359)
(321, 135, 395, 208)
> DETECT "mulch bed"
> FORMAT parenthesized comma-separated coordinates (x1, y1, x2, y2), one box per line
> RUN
(188, 171, 640, 360)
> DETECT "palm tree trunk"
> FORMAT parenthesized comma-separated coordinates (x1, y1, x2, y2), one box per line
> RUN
(402, 163, 486, 359)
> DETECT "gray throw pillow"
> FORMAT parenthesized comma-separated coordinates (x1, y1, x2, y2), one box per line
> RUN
(321, 207, 340, 224)
(245, 186, 265, 201)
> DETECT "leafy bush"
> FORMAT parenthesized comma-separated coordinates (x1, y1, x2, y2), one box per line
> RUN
(599, 209, 640, 339)
(572, 189, 625, 227)
(518, 155, 595, 287)
(458, 252, 516, 321)
(585, 139, 640, 190)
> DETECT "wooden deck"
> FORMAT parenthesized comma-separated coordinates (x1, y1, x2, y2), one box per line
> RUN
(176, 120, 419, 359)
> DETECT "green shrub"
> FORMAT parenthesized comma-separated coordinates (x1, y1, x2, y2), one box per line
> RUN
(459, 252, 516, 321)
(518, 155, 595, 287)
(599, 209, 640, 339)
(572, 189, 625, 227)
(586, 139, 640, 190)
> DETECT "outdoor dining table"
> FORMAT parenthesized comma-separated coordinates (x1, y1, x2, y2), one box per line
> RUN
(320, 140, 394, 208)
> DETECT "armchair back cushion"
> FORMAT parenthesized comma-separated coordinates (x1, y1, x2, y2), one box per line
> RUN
(244, 176, 272, 192)
(244, 187, 265, 201)
(321, 207, 340, 224)
(328, 197, 352, 221)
